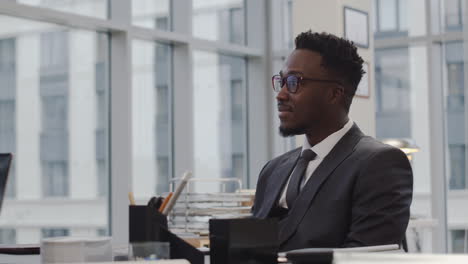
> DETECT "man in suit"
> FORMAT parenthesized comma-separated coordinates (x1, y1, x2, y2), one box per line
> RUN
(252, 31, 413, 251)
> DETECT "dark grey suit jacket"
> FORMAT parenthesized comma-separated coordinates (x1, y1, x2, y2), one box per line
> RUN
(252, 124, 413, 251)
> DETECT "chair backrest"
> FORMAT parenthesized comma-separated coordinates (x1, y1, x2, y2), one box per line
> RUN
(0, 153, 12, 213)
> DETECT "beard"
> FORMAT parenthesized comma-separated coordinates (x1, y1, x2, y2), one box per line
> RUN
(279, 124, 307, 137)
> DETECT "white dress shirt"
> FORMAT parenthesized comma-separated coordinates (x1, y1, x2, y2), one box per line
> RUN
(278, 119, 354, 209)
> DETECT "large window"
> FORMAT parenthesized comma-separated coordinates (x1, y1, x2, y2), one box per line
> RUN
(375, 45, 432, 252)
(450, 229, 468, 253)
(444, 0, 464, 31)
(443, 40, 468, 251)
(374, 0, 426, 38)
(17, 0, 107, 19)
(445, 42, 466, 191)
(132, 40, 172, 199)
(132, 0, 171, 30)
(192, 0, 245, 44)
(374, 0, 468, 253)
(375, 48, 411, 138)
(0, 16, 109, 243)
(0, 0, 266, 245)
(192, 51, 247, 191)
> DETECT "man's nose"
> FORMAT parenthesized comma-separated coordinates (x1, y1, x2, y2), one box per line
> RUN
(276, 84, 289, 101)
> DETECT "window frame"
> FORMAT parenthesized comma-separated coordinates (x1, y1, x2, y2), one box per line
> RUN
(0, 0, 268, 244)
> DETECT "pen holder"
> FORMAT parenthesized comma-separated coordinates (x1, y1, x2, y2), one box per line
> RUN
(129, 205, 204, 264)
(129, 205, 168, 242)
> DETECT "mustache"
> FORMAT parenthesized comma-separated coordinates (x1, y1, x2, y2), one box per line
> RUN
(277, 101, 293, 112)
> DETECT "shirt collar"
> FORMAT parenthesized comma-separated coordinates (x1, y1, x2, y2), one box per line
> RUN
(302, 119, 354, 159)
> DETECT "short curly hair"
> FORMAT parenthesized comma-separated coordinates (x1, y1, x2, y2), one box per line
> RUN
(295, 30, 364, 112)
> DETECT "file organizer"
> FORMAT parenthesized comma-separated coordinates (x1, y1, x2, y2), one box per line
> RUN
(129, 205, 204, 264)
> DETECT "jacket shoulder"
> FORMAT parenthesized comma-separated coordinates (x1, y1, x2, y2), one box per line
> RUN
(355, 136, 407, 157)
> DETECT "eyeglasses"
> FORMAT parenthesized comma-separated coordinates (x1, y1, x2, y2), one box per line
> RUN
(272, 74, 343, 93)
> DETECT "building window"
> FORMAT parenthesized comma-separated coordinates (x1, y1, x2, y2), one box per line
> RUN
(132, 40, 172, 198)
(41, 96, 68, 130)
(40, 31, 68, 70)
(447, 62, 465, 111)
(132, 0, 171, 30)
(449, 144, 466, 190)
(193, 52, 247, 190)
(156, 157, 169, 195)
(231, 80, 243, 122)
(374, 0, 408, 38)
(229, 7, 244, 44)
(155, 85, 169, 124)
(193, 0, 245, 44)
(40, 95, 69, 197)
(450, 229, 468, 253)
(0, 229, 16, 244)
(375, 48, 411, 138)
(97, 160, 107, 197)
(96, 228, 107, 236)
(40, 31, 69, 198)
(95, 34, 109, 199)
(445, 0, 463, 31)
(42, 228, 69, 238)
(42, 161, 69, 197)
(155, 16, 169, 31)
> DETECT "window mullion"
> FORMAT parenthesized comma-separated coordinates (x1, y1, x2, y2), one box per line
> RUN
(109, 0, 132, 245)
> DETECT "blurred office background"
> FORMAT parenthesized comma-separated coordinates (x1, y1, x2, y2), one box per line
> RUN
(0, 0, 466, 255)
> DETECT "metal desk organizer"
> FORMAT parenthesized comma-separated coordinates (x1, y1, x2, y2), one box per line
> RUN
(167, 177, 254, 236)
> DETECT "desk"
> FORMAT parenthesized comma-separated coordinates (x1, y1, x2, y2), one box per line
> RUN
(334, 252, 468, 263)
(0, 254, 189, 264)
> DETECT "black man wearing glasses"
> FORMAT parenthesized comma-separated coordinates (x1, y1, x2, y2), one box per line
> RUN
(252, 31, 413, 252)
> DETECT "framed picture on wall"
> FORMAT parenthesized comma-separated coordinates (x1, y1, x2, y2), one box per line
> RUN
(356, 62, 370, 98)
(343, 6, 369, 48)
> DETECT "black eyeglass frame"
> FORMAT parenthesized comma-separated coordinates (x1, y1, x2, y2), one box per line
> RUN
(272, 74, 344, 93)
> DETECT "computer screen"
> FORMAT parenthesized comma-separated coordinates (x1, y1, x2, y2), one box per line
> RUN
(0, 153, 12, 213)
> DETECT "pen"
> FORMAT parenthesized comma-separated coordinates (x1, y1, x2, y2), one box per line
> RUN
(158, 192, 173, 213)
(162, 171, 192, 215)
(128, 192, 136, 205)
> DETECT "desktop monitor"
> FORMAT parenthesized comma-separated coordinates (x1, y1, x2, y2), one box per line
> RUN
(0, 153, 12, 213)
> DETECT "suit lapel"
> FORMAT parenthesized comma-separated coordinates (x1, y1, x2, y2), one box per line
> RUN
(279, 124, 364, 244)
(256, 148, 301, 219)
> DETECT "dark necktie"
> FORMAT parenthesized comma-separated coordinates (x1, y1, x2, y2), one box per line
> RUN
(286, 149, 317, 208)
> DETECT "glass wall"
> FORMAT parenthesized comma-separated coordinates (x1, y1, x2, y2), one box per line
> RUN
(192, 51, 247, 191)
(17, 0, 107, 19)
(0, 15, 109, 243)
(132, 0, 171, 30)
(375, 0, 468, 253)
(444, 40, 468, 253)
(439, 0, 465, 33)
(374, 0, 426, 38)
(375, 45, 432, 252)
(192, 0, 245, 44)
(270, 0, 296, 156)
(132, 40, 172, 199)
(0, 0, 267, 243)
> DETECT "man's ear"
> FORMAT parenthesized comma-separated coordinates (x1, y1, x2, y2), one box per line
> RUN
(329, 85, 345, 104)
